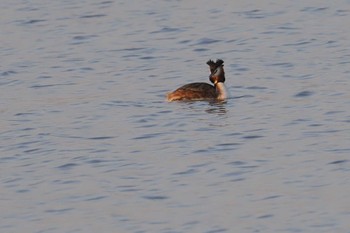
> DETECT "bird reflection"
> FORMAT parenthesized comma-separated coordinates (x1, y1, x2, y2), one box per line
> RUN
(205, 100, 228, 115)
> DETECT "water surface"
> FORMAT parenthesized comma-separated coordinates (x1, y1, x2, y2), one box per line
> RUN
(1, 0, 350, 232)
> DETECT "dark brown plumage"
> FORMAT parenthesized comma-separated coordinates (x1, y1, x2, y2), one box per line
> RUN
(167, 82, 217, 101)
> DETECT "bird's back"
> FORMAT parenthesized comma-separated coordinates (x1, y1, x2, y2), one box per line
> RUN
(167, 82, 216, 101)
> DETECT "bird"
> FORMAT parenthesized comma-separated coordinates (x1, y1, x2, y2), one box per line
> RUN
(166, 59, 228, 101)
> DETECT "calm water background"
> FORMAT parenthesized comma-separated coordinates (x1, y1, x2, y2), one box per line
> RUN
(1, 0, 350, 232)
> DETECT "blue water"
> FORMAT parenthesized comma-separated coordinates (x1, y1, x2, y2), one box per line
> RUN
(1, 0, 350, 232)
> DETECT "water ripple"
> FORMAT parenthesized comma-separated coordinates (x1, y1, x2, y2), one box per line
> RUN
(151, 27, 183, 33)
(87, 136, 115, 140)
(195, 38, 222, 45)
(301, 7, 329, 12)
(142, 195, 169, 200)
(80, 14, 106, 18)
(45, 208, 74, 214)
(328, 160, 348, 164)
(294, 90, 313, 97)
(57, 163, 78, 170)
(19, 19, 46, 25)
(132, 132, 166, 140)
(173, 169, 197, 176)
(242, 135, 264, 139)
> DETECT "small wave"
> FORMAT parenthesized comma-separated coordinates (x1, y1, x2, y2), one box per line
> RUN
(57, 163, 78, 170)
(20, 19, 46, 25)
(294, 90, 313, 97)
(328, 160, 348, 165)
(80, 14, 106, 19)
(142, 195, 169, 200)
(151, 27, 183, 34)
(195, 38, 221, 45)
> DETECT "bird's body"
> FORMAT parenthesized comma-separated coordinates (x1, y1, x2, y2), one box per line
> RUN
(166, 59, 228, 102)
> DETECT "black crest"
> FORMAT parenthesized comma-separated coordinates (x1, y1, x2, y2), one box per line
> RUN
(206, 59, 224, 74)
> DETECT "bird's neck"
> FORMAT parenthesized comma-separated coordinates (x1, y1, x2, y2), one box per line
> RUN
(215, 82, 228, 100)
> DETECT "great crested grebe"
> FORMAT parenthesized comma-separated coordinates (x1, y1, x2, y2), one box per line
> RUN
(166, 59, 228, 101)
